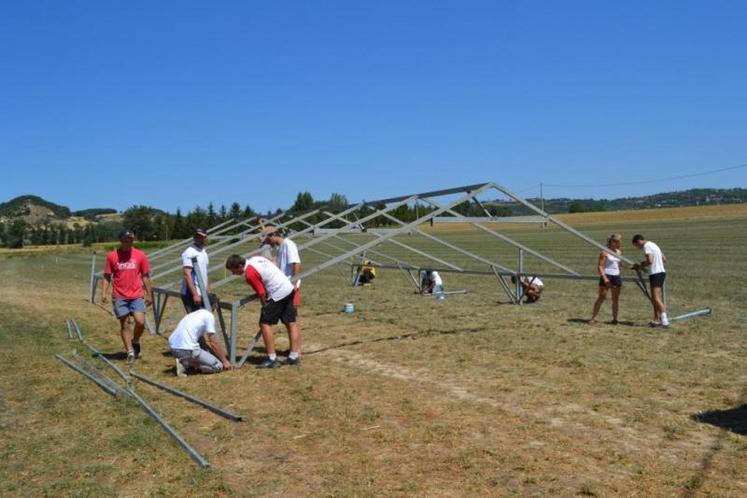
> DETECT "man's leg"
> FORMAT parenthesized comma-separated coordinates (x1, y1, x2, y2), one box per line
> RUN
(260, 323, 276, 357)
(651, 287, 667, 323)
(191, 348, 224, 374)
(119, 316, 133, 353)
(132, 312, 146, 342)
(286, 321, 300, 355)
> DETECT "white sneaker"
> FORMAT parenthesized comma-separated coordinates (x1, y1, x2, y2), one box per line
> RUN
(175, 359, 187, 377)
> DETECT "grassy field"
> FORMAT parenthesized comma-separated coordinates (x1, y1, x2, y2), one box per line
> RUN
(2, 204, 747, 497)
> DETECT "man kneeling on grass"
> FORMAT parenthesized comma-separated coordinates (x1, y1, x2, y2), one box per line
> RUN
(168, 293, 232, 377)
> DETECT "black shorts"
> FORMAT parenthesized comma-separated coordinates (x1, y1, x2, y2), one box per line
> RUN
(181, 294, 202, 313)
(649, 272, 666, 288)
(599, 275, 622, 288)
(260, 291, 297, 325)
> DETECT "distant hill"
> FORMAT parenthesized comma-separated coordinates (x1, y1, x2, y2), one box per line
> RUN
(489, 187, 747, 215)
(0, 195, 121, 226)
(72, 208, 118, 220)
(0, 195, 71, 222)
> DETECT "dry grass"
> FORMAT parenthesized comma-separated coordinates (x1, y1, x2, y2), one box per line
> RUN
(2, 205, 747, 497)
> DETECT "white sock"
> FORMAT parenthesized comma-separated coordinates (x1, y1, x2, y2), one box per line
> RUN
(268, 353, 277, 361)
(661, 312, 669, 324)
(289, 351, 299, 360)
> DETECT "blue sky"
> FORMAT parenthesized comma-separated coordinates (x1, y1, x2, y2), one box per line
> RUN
(1, 1, 745, 213)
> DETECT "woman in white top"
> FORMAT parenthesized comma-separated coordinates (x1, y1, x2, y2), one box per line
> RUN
(590, 234, 623, 324)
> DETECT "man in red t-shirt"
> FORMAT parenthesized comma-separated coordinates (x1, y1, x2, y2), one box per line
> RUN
(101, 229, 153, 362)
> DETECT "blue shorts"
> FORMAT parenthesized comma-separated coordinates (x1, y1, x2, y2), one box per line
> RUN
(113, 298, 146, 318)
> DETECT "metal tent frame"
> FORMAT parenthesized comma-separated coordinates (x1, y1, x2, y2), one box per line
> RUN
(89, 181, 697, 368)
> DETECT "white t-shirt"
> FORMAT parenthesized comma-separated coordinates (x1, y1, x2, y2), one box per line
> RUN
(603, 251, 621, 276)
(644, 241, 665, 274)
(245, 256, 295, 302)
(277, 238, 301, 277)
(168, 309, 216, 351)
(522, 276, 543, 289)
(181, 244, 209, 295)
(430, 271, 443, 287)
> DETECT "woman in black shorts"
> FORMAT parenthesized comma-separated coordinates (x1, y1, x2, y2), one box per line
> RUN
(590, 234, 623, 324)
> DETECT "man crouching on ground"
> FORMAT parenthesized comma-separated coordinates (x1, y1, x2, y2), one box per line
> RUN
(225, 254, 301, 368)
(168, 293, 232, 376)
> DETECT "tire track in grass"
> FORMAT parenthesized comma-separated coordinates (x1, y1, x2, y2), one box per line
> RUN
(311, 342, 720, 462)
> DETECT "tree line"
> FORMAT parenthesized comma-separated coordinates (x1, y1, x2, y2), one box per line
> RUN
(0, 191, 516, 248)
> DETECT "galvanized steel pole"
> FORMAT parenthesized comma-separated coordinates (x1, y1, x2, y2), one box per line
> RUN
(130, 371, 243, 422)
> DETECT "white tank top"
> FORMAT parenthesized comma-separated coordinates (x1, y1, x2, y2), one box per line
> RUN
(603, 250, 621, 276)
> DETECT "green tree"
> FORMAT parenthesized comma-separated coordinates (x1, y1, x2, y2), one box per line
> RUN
(327, 193, 349, 213)
(229, 202, 242, 221)
(206, 202, 217, 228)
(6, 219, 27, 248)
(82, 225, 94, 247)
(173, 208, 185, 238)
(123, 205, 156, 240)
(292, 192, 314, 212)
(242, 204, 255, 219)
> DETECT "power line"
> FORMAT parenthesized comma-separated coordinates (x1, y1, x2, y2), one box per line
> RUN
(543, 163, 747, 189)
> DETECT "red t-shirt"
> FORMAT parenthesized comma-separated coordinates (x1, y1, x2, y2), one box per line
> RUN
(104, 248, 150, 300)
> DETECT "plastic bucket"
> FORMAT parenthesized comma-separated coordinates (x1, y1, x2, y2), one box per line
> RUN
(343, 303, 355, 313)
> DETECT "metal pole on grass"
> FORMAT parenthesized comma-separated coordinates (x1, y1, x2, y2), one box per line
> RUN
(71, 350, 126, 395)
(670, 308, 712, 322)
(236, 330, 263, 368)
(71, 319, 84, 341)
(130, 371, 243, 422)
(55, 354, 119, 398)
(124, 388, 210, 468)
(80, 338, 130, 383)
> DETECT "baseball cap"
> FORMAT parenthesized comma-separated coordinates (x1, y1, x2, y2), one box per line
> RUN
(260, 226, 278, 240)
(118, 229, 135, 240)
(194, 228, 208, 237)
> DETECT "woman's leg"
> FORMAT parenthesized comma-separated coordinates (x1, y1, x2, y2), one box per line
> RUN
(611, 286, 621, 322)
(591, 286, 608, 321)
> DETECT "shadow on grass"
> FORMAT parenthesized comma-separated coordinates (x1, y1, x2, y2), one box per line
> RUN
(692, 404, 747, 435)
(101, 351, 129, 361)
(684, 395, 747, 497)
(567, 318, 637, 327)
(305, 326, 487, 355)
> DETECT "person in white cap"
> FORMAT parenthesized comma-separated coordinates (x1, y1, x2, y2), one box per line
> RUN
(180, 227, 210, 312)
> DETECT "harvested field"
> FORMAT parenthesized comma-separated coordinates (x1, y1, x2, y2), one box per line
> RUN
(1, 204, 746, 496)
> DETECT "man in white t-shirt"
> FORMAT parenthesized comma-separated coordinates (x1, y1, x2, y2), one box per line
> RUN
(225, 254, 301, 368)
(181, 228, 210, 312)
(264, 228, 302, 278)
(420, 269, 444, 294)
(632, 234, 669, 327)
(168, 295, 231, 376)
(264, 228, 303, 357)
